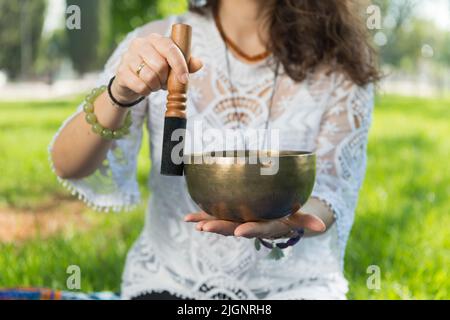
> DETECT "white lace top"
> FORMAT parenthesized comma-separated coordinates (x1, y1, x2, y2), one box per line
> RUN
(49, 12, 374, 300)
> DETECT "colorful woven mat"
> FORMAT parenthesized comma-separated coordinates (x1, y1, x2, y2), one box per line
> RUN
(0, 288, 120, 300)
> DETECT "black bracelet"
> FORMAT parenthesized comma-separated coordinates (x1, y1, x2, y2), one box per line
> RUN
(107, 76, 146, 108)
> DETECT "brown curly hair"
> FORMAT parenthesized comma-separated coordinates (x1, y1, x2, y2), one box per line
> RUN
(190, 0, 380, 86)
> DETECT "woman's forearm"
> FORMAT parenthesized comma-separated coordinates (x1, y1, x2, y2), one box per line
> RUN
(51, 91, 128, 180)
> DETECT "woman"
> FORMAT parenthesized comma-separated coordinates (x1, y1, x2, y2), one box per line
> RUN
(50, 0, 379, 300)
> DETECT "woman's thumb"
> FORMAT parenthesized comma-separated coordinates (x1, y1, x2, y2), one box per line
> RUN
(189, 57, 203, 73)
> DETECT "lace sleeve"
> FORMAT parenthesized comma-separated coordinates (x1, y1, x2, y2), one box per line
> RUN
(311, 73, 374, 259)
(48, 28, 148, 213)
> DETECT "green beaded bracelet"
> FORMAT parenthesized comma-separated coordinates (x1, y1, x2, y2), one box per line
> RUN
(83, 85, 133, 140)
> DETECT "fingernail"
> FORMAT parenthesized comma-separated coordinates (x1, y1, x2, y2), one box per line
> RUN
(179, 73, 189, 84)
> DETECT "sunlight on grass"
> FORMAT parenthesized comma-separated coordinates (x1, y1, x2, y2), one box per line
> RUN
(0, 94, 448, 298)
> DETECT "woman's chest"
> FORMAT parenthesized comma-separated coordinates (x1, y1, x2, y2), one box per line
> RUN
(147, 64, 327, 157)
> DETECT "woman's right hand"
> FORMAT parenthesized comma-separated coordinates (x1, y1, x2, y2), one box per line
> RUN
(111, 33, 203, 104)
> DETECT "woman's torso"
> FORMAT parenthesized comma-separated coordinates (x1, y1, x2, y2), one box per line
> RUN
(121, 12, 348, 300)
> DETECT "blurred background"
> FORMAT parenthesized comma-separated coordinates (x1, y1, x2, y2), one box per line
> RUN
(0, 0, 448, 299)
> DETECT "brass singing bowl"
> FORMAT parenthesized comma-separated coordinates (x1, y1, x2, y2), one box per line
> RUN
(184, 150, 316, 222)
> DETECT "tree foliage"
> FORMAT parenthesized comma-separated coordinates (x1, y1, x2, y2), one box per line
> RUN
(0, 0, 47, 79)
(66, 0, 105, 74)
(66, 0, 187, 74)
(110, 0, 187, 45)
(35, 29, 68, 83)
(110, 0, 160, 45)
(372, 0, 450, 70)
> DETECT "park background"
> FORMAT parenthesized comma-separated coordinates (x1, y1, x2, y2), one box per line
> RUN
(0, 0, 449, 299)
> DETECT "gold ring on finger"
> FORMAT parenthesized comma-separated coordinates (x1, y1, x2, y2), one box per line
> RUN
(136, 62, 146, 77)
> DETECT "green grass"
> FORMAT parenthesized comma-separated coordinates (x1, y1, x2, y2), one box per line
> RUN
(0, 210, 144, 292)
(0, 96, 150, 293)
(346, 95, 450, 299)
(0, 94, 448, 298)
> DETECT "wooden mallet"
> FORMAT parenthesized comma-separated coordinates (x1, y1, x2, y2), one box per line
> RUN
(161, 24, 192, 176)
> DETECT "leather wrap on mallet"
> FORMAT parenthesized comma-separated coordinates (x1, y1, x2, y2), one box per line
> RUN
(161, 24, 192, 176)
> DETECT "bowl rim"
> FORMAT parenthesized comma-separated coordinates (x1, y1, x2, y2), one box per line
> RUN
(183, 150, 316, 166)
(184, 150, 315, 158)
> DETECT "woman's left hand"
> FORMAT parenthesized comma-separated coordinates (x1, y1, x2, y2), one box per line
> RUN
(184, 211, 327, 239)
